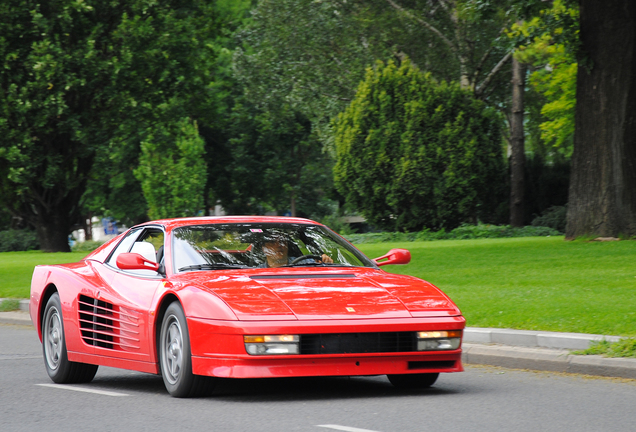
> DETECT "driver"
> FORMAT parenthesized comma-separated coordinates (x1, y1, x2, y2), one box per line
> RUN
(260, 235, 333, 268)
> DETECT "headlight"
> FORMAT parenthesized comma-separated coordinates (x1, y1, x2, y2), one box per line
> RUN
(416, 330, 462, 351)
(244, 335, 300, 355)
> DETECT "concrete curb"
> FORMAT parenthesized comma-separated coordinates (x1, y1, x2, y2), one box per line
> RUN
(2, 310, 635, 380)
(464, 327, 622, 350)
(462, 343, 636, 379)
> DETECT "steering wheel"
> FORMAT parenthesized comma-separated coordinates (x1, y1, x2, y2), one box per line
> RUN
(289, 254, 323, 265)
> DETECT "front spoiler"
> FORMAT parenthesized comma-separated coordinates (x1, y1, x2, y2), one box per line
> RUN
(192, 351, 463, 378)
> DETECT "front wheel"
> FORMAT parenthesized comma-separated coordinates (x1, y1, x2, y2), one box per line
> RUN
(42, 293, 98, 383)
(387, 373, 439, 389)
(159, 301, 213, 397)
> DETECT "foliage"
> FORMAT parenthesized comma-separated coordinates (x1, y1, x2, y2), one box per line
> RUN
(320, 214, 356, 237)
(531, 205, 567, 233)
(71, 240, 105, 253)
(211, 101, 336, 218)
(344, 224, 560, 244)
(82, 136, 149, 227)
(234, 0, 379, 129)
(0, 230, 39, 252)
(134, 119, 207, 220)
(524, 156, 570, 224)
(235, 0, 518, 151)
(80, 1, 253, 228)
(0, 0, 219, 250)
(510, 0, 579, 158)
(334, 60, 505, 232)
(575, 338, 636, 358)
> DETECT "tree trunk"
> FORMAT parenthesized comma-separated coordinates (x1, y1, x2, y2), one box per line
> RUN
(566, 0, 636, 239)
(81, 214, 93, 241)
(509, 56, 526, 227)
(35, 207, 73, 253)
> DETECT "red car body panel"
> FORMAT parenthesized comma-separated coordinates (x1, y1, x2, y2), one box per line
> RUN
(30, 216, 465, 381)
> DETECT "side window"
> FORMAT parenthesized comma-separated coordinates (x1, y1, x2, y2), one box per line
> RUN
(126, 229, 164, 276)
(106, 229, 143, 268)
(106, 228, 165, 277)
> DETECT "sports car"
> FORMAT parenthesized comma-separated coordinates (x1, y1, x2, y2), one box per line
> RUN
(30, 216, 465, 397)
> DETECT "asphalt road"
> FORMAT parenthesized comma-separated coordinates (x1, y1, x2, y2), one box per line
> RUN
(2, 323, 636, 432)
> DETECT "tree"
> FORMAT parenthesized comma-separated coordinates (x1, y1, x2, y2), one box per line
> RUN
(334, 60, 505, 231)
(382, 0, 514, 97)
(134, 119, 207, 220)
(216, 101, 335, 218)
(0, 0, 217, 251)
(235, 0, 517, 139)
(511, 0, 579, 159)
(566, 0, 636, 238)
(233, 0, 380, 146)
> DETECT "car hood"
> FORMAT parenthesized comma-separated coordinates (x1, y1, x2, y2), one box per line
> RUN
(180, 268, 461, 321)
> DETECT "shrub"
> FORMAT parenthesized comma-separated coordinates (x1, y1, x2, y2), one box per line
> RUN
(135, 118, 207, 219)
(0, 230, 39, 252)
(333, 59, 506, 232)
(531, 205, 567, 233)
(71, 240, 105, 252)
(343, 224, 560, 244)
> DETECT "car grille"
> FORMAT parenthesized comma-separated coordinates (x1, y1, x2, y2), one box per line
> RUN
(300, 332, 417, 354)
(78, 295, 140, 350)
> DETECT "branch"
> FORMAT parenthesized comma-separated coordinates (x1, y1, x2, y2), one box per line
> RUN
(475, 50, 513, 98)
(435, 0, 451, 14)
(295, 83, 352, 102)
(385, 0, 457, 55)
(472, 23, 510, 87)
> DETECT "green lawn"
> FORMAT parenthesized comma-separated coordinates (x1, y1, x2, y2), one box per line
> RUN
(2, 237, 635, 336)
(0, 251, 88, 298)
(358, 237, 636, 337)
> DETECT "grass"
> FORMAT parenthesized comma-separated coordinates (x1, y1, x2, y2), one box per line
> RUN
(0, 251, 88, 298)
(2, 237, 635, 338)
(357, 237, 636, 337)
(0, 298, 20, 312)
(574, 338, 636, 358)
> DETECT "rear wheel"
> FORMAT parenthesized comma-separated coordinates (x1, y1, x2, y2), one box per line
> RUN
(387, 373, 439, 389)
(159, 301, 214, 397)
(42, 293, 98, 383)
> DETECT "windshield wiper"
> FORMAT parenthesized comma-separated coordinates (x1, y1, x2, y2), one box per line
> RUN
(178, 263, 248, 272)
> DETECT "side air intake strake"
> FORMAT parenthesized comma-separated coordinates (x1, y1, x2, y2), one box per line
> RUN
(78, 295, 140, 350)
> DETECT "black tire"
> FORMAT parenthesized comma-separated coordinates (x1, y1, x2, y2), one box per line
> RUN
(42, 293, 98, 384)
(387, 373, 439, 389)
(159, 301, 214, 397)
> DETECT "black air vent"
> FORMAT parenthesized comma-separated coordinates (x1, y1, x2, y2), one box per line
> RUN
(300, 332, 416, 354)
(78, 295, 140, 350)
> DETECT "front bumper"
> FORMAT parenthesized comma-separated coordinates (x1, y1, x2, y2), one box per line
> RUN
(188, 315, 464, 378)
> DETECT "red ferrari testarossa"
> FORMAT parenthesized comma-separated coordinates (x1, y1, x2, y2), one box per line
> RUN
(30, 216, 464, 397)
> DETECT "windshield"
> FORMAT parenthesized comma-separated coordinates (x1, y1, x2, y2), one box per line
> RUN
(171, 223, 373, 272)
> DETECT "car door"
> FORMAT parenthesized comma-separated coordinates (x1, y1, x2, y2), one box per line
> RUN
(89, 227, 165, 364)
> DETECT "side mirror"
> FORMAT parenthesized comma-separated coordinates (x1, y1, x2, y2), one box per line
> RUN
(116, 252, 160, 272)
(373, 248, 411, 266)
